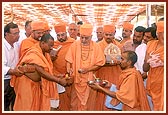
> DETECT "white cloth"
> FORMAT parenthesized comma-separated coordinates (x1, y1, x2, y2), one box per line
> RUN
(3, 39, 19, 80)
(147, 51, 164, 68)
(134, 43, 146, 74)
(57, 83, 65, 93)
(135, 44, 154, 110)
(16, 31, 27, 47)
(105, 84, 123, 110)
(50, 99, 59, 108)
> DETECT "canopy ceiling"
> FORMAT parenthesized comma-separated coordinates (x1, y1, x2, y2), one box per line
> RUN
(3, 2, 164, 29)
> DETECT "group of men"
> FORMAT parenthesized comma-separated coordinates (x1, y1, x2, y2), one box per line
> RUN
(3, 19, 164, 111)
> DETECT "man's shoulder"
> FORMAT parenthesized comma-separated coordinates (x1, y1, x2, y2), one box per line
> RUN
(124, 39, 132, 45)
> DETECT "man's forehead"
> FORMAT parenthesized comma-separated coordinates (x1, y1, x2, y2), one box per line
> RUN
(57, 32, 65, 34)
(80, 34, 90, 37)
(69, 24, 77, 28)
(34, 29, 44, 33)
(97, 27, 103, 31)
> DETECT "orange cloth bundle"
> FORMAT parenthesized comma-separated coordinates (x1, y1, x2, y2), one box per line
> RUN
(31, 21, 45, 31)
(80, 23, 93, 36)
(54, 23, 66, 33)
(122, 22, 134, 31)
(103, 24, 115, 33)
(43, 22, 50, 31)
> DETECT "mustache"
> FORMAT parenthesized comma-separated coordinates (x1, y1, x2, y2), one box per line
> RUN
(59, 39, 66, 42)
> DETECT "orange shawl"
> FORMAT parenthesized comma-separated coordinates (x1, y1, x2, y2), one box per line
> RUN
(114, 67, 150, 111)
(19, 36, 39, 57)
(146, 40, 164, 111)
(53, 37, 75, 75)
(65, 40, 105, 107)
(11, 43, 58, 111)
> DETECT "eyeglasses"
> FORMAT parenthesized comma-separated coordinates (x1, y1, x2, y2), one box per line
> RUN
(69, 29, 77, 31)
(9, 32, 20, 36)
(80, 36, 90, 40)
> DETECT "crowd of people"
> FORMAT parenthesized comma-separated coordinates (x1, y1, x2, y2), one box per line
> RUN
(3, 18, 164, 111)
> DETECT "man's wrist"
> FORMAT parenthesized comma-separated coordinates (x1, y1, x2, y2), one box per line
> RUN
(57, 77, 60, 84)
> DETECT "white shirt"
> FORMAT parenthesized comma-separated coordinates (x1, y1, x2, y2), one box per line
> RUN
(3, 39, 19, 80)
(16, 31, 27, 47)
(134, 43, 147, 74)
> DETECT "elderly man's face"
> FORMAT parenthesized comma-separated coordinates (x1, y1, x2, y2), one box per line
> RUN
(68, 24, 78, 39)
(96, 27, 103, 41)
(80, 34, 92, 46)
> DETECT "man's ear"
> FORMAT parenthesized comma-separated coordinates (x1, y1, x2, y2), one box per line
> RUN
(127, 60, 132, 66)
(40, 41, 46, 47)
(5, 32, 8, 36)
(41, 41, 45, 44)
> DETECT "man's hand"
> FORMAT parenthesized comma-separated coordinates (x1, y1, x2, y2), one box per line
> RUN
(56, 74, 74, 86)
(18, 63, 36, 73)
(147, 52, 164, 68)
(142, 72, 147, 80)
(67, 68, 73, 76)
(12, 67, 24, 77)
(58, 77, 68, 86)
(78, 68, 89, 74)
(88, 82, 102, 91)
(66, 76, 74, 86)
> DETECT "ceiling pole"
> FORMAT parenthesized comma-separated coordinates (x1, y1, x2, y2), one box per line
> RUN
(69, 4, 73, 23)
(75, 15, 76, 23)
(69, 4, 77, 23)
(146, 4, 151, 27)
(154, 5, 158, 23)
(11, 5, 14, 22)
(69, 11, 73, 23)
(136, 14, 139, 27)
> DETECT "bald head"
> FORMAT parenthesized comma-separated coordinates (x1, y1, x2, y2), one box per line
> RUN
(96, 27, 103, 42)
(68, 23, 78, 40)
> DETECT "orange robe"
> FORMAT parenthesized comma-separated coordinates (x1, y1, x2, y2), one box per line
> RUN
(10, 43, 59, 111)
(95, 39, 122, 110)
(65, 40, 105, 110)
(112, 67, 150, 111)
(146, 40, 164, 111)
(19, 36, 38, 57)
(53, 37, 75, 110)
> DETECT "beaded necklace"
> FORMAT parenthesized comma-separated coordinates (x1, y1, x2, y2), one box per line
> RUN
(81, 43, 90, 61)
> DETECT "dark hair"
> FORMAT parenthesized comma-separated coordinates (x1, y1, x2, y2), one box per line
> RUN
(124, 51, 137, 66)
(135, 26, 146, 32)
(25, 20, 32, 28)
(151, 23, 157, 29)
(40, 33, 54, 43)
(4, 22, 19, 36)
(77, 21, 83, 25)
(158, 17, 164, 21)
(145, 27, 157, 39)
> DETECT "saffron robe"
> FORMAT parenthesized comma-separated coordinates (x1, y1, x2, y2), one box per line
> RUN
(11, 43, 58, 111)
(53, 37, 75, 110)
(146, 40, 164, 111)
(65, 40, 105, 110)
(95, 39, 122, 110)
(112, 67, 150, 111)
